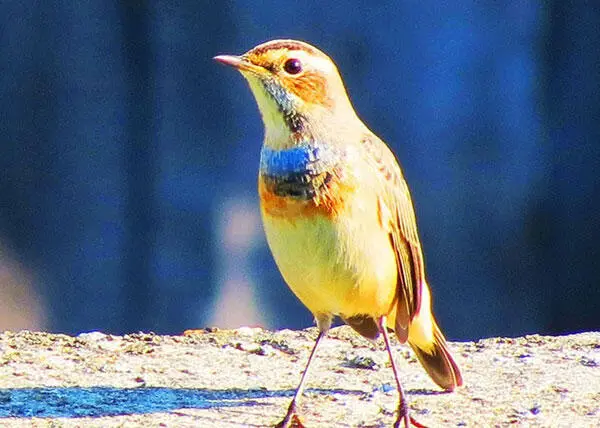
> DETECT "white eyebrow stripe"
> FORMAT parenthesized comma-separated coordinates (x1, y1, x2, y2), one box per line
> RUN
(290, 50, 334, 74)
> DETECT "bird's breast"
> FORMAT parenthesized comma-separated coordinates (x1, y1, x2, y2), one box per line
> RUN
(258, 143, 398, 317)
(258, 144, 353, 219)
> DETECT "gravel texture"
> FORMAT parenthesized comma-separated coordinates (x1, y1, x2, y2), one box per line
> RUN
(0, 327, 598, 427)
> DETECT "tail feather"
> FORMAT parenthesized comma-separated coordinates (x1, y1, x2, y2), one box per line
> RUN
(409, 320, 463, 391)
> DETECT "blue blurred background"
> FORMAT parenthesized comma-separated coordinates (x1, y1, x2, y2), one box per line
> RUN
(1, 1, 598, 339)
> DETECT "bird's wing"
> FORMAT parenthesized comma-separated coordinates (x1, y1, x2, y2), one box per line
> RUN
(362, 133, 425, 342)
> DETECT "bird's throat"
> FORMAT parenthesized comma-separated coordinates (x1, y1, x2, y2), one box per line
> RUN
(244, 74, 308, 148)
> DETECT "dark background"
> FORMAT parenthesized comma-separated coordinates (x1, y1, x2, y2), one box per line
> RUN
(1, 1, 598, 340)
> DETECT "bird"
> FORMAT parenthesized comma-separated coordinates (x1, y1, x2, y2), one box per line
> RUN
(214, 39, 462, 428)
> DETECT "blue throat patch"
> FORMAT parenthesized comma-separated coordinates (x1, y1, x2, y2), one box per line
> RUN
(260, 144, 340, 199)
(260, 145, 325, 176)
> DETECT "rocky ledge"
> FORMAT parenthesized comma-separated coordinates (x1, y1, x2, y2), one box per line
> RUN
(0, 327, 598, 427)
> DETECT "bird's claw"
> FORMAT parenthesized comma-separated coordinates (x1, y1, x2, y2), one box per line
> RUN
(275, 401, 305, 428)
(393, 400, 428, 428)
(409, 415, 429, 428)
(393, 415, 428, 428)
(275, 412, 304, 428)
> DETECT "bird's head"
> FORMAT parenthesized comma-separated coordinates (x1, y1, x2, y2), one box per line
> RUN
(215, 39, 357, 147)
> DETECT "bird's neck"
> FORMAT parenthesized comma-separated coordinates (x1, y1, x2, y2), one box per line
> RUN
(254, 98, 354, 202)
(245, 73, 352, 150)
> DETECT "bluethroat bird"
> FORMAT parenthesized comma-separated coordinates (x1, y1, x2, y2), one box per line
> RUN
(215, 39, 462, 428)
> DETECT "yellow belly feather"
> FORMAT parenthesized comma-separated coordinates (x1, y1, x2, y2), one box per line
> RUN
(260, 187, 398, 320)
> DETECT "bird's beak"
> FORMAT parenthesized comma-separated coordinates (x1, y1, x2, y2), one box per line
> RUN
(214, 55, 263, 75)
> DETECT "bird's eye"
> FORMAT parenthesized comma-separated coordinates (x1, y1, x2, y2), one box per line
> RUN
(283, 58, 303, 75)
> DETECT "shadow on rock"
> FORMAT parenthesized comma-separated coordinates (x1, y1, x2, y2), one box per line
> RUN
(0, 386, 279, 418)
(0, 386, 363, 418)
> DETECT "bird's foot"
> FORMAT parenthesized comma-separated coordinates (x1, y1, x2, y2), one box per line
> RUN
(275, 413, 304, 428)
(408, 416, 428, 428)
(393, 400, 428, 428)
(393, 413, 410, 428)
(275, 401, 305, 428)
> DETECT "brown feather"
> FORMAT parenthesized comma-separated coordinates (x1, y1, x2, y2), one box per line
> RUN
(248, 40, 324, 58)
(361, 133, 424, 328)
(341, 315, 380, 340)
(410, 319, 464, 390)
(258, 168, 355, 220)
(284, 71, 333, 108)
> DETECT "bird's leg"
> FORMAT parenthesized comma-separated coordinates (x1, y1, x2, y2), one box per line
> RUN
(277, 330, 327, 428)
(378, 316, 413, 428)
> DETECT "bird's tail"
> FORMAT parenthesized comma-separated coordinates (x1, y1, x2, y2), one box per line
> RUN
(408, 316, 463, 391)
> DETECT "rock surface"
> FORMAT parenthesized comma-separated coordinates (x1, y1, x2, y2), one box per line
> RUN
(0, 327, 598, 427)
